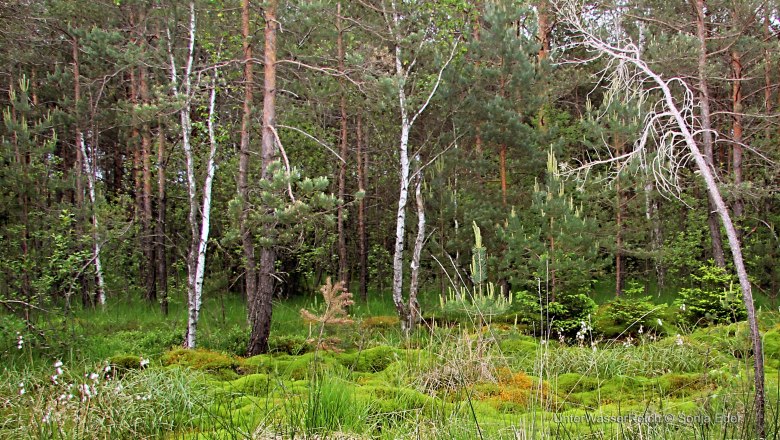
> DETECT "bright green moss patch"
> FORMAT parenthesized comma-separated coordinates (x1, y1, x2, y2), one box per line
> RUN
(337, 345, 402, 372)
(224, 373, 271, 395)
(556, 372, 599, 394)
(162, 348, 242, 380)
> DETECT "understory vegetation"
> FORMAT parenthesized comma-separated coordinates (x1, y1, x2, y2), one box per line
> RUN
(3, 286, 780, 439)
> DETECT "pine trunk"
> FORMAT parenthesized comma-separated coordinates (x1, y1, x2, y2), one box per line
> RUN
(356, 116, 368, 301)
(336, 2, 349, 285)
(730, 49, 744, 229)
(156, 120, 168, 315)
(695, 0, 727, 268)
(248, 0, 278, 355)
(140, 64, 156, 302)
(239, 0, 258, 334)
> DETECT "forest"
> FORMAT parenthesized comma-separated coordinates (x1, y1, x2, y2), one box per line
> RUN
(1, 0, 779, 438)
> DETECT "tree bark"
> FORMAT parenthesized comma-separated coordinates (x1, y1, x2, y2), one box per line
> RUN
(537, 0, 550, 61)
(356, 116, 368, 301)
(499, 143, 507, 206)
(238, 0, 258, 337)
(248, 0, 278, 356)
(730, 48, 744, 229)
(408, 170, 425, 329)
(156, 119, 168, 315)
(695, 0, 727, 268)
(336, 2, 349, 285)
(78, 133, 107, 307)
(140, 63, 156, 303)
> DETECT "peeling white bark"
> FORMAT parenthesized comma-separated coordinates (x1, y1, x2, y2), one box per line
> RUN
(77, 134, 106, 306)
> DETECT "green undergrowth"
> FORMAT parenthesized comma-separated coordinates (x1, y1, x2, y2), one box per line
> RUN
(4, 292, 780, 439)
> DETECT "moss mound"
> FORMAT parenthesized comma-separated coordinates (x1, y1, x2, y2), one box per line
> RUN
(337, 346, 402, 372)
(162, 348, 241, 379)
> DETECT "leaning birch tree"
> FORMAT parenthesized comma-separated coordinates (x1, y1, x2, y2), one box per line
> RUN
(553, 1, 765, 435)
(167, 2, 220, 349)
(382, 0, 460, 332)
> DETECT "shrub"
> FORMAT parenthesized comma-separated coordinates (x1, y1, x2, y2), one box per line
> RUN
(512, 290, 597, 338)
(593, 295, 666, 338)
(675, 264, 747, 326)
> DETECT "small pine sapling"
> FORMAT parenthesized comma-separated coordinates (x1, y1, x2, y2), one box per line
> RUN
(300, 277, 354, 350)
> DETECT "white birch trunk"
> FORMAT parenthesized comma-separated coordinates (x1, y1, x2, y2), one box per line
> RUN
(387, 1, 458, 331)
(78, 134, 106, 306)
(188, 67, 219, 350)
(391, 42, 411, 328)
(408, 171, 425, 328)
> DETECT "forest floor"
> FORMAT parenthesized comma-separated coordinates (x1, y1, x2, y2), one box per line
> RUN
(2, 289, 780, 439)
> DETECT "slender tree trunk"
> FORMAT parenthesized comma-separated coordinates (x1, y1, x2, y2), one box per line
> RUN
(167, 2, 203, 347)
(391, 90, 412, 332)
(72, 36, 89, 307)
(140, 64, 156, 302)
(537, 0, 550, 61)
(187, 67, 220, 349)
(499, 144, 507, 206)
(156, 119, 168, 315)
(78, 134, 107, 306)
(644, 179, 664, 289)
(248, 0, 278, 356)
(695, 0, 727, 268)
(730, 49, 744, 230)
(356, 116, 368, 301)
(336, 2, 349, 285)
(615, 176, 624, 296)
(408, 170, 425, 329)
(615, 135, 625, 297)
(239, 0, 258, 337)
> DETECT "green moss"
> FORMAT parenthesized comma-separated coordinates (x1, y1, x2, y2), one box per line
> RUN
(498, 337, 539, 355)
(764, 328, 780, 360)
(108, 354, 143, 371)
(224, 373, 271, 395)
(556, 373, 599, 394)
(162, 348, 241, 380)
(656, 373, 709, 397)
(337, 345, 402, 372)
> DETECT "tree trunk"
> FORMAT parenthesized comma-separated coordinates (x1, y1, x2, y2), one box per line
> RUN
(391, 92, 412, 333)
(695, 0, 727, 268)
(248, 0, 278, 356)
(537, 0, 550, 61)
(499, 143, 507, 206)
(356, 116, 368, 301)
(615, 175, 624, 297)
(336, 2, 349, 285)
(730, 48, 744, 230)
(644, 179, 664, 289)
(78, 133, 107, 306)
(239, 0, 259, 339)
(156, 120, 168, 315)
(140, 64, 156, 303)
(408, 170, 425, 329)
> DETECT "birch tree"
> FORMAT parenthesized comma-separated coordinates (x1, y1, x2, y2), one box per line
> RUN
(382, 0, 460, 332)
(167, 2, 220, 349)
(554, 1, 766, 435)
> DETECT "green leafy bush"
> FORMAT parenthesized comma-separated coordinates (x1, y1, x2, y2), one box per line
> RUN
(675, 264, 746, 326)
